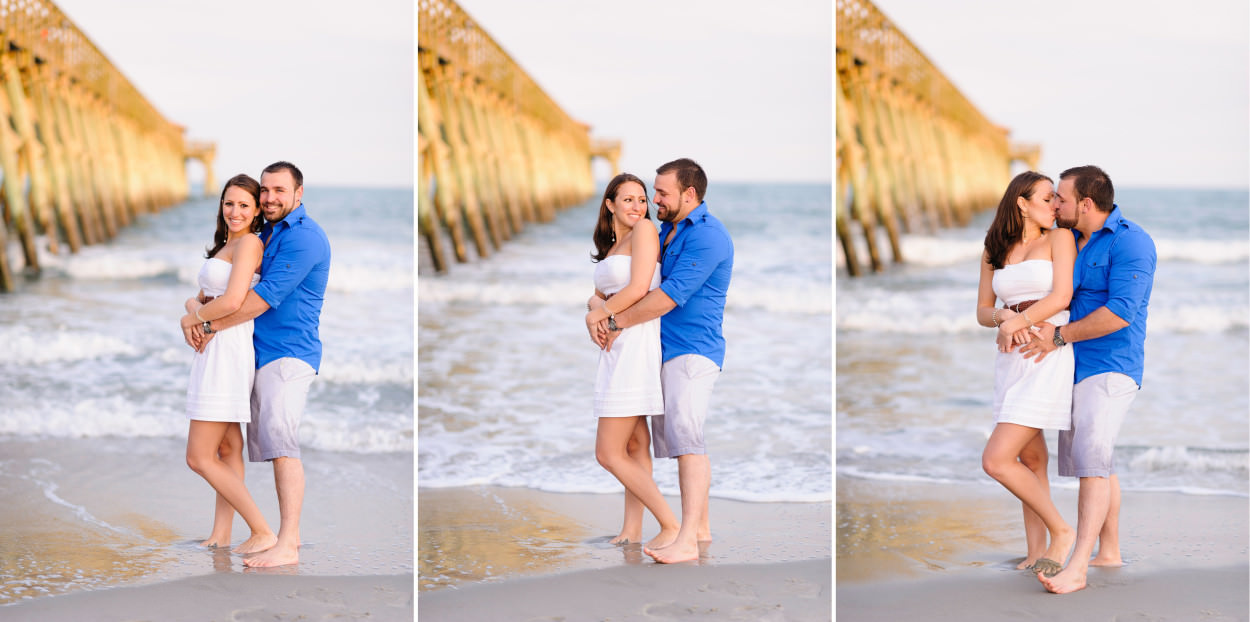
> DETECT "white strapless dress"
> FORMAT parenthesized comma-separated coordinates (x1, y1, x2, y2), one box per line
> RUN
(593, 255, 664, 418)
(991, 260, 1074, 430)
(186, 257, 260, 422)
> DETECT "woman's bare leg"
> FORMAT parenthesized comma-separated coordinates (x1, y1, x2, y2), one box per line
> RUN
(202, 425, 241, 547)
(187, 421, 276, 554)
(597, 417, 679, 547)
(1016, 432, 1050, 568)
(983, 423, 1073, 565)
(611, 418, 650, 544)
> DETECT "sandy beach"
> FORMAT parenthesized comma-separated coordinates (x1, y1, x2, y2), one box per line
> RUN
(418, 486, 832, 620)
(836, 477, 1249, 621)
(0, 436, 414, 620)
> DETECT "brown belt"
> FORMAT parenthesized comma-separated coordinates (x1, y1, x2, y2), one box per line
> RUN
(1003, 299, 1038, 313)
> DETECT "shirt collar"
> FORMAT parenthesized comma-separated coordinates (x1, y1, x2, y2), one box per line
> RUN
(660, 201, 709, 236)
(1101, 204, 1123, 232)
(265, 203, 306, 234)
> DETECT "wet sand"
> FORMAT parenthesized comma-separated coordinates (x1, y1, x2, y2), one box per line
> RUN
(0, 436, 413, 619)
(418, 485, 832, 620)
(837, 477, 1249, 621)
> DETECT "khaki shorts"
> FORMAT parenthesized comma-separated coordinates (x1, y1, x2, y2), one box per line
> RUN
(1058, 372, 1138, 478)
(247, 358, 315, 462)
(652, 354, 720, 459)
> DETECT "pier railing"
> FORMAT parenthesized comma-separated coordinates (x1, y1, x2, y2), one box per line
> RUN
(836, 0, 1037, 276)
(0, 0, 211, 292)
(418, 0, 617, 272)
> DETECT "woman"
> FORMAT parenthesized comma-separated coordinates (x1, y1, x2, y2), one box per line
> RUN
(181, 174, 276, 554)
(584, 173, 680, 548)
(976, 171, 1077, 576)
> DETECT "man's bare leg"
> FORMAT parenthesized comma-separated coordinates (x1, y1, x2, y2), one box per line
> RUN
(245, 456, 303, 567)
(1091, 474, 1122, 566)
(1040, 476, 1110, 593)
(644, 454, 708, 564)
(698, 494, 711, 543)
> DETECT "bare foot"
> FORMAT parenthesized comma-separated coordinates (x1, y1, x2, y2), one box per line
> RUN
(646, 526, 679, 550)
(1042, 525, 1076, 566)
(697, 530, 712, 543)
(1090, 552, 1123, 567)
(1038, 565, 1086, 594)
(1016, 556, 1041, 570)
(200, 536, 230, 548)
(644, 540, 699, 564)
(233, 532, 278, 555)
(243, 543, 298, 568)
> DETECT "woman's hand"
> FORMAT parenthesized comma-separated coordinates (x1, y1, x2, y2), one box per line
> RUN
(995, 309, 1032, 352)
(585, 311, 607, 348)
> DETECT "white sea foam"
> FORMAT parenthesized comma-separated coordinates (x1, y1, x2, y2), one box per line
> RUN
(0, 326, 138, 364)
(22, 459, 142, 537)
(329, 263, 413, 292)
(1155, 237, 1250, 264)
(319, 358, 414, 384)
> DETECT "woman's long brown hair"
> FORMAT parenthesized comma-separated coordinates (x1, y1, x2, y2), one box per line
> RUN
(983, 171, 1052, 270)
(591, 173, 650, 262)
(205, 174, 264, 259)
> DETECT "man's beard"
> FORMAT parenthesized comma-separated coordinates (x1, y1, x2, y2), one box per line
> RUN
(1055, 213, 1078, 229)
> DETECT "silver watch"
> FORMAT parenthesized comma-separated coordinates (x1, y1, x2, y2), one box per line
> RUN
(1052, 326, 1065, 347)
(202, 320, 215, 334)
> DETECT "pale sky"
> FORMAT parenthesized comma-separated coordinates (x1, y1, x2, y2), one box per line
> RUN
(451, 0, 833, 184)
(55, 0, 413, 188)
(870, 0, 1250, 189)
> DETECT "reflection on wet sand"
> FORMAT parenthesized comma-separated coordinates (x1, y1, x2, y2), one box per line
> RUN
(419, 487, 600, 591)
(837, 477, 1015, 582)
(0, 518, 178, 604)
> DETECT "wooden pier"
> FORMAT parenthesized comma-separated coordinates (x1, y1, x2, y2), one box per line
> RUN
(418, 0, 618, 273)
(0, 0, 211, 292)
(836, 0, 1039, 276)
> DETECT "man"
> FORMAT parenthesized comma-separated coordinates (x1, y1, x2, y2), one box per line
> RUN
(182, 161, 331, 567)
(1019, 165, 1155, 593)
(591, 158, 733, 564)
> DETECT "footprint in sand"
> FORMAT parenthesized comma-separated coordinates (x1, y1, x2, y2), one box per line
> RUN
(697, 580, 757, 598)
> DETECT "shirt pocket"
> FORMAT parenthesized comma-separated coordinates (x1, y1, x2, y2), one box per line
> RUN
(1079, 249, 1111, 292)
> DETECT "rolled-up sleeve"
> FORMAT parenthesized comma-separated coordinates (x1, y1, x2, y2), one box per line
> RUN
(1104, 229, 1156, 323)
(660, 230, 731, 307)
(253, 228, 325, 309)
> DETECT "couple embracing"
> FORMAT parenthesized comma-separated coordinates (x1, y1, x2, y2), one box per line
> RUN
(178, 161, 330, 568)
(584, 158, 733, 564)
(977, 165, 1156, 593)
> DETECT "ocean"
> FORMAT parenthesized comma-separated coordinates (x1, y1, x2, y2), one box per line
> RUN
(418, 182, 833, 503)
(0, 187, 414, 449)
(0, 186, 414, 604)
(836, 187, 1249, 497)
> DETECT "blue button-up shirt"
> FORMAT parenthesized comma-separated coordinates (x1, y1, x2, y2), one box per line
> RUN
(657, 202, 733, 368)
(253, 204, 331, 372)
(1070, 205, 1155, 387)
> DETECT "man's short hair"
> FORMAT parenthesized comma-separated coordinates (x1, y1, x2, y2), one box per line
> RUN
(262, 161, 304, 189)
(656, 158, 707, 202)
(1060, 165, 1114, 213)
